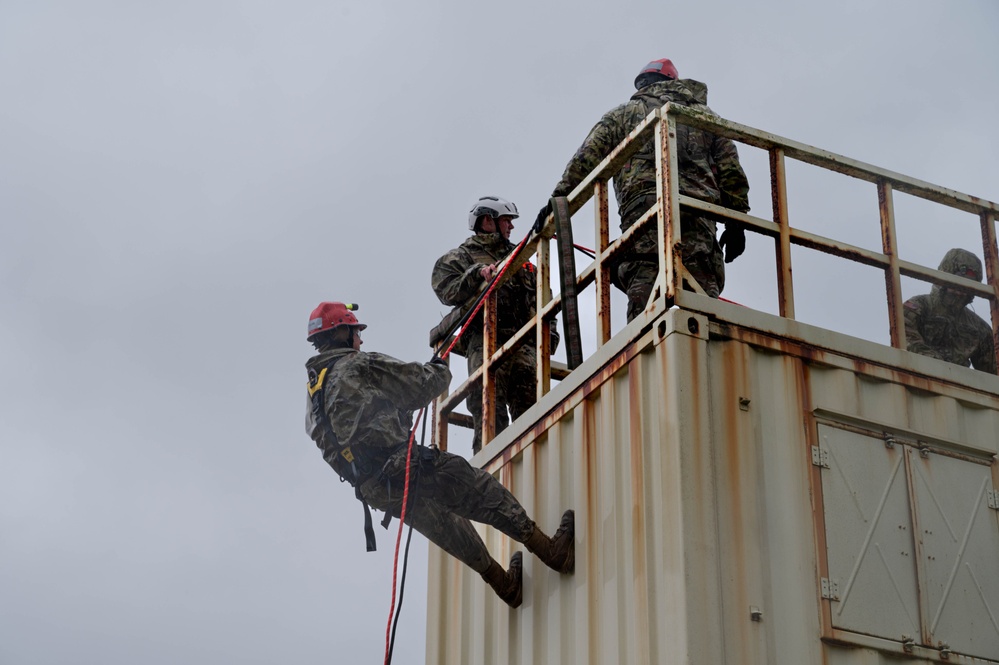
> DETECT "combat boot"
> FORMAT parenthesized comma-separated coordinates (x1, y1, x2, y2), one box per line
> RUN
(524, 509, 575, 574)
(480, 552, 523, 608)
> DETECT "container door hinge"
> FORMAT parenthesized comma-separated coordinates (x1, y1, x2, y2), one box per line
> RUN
(820, 577, 840, 601)
(811, 446, 830, 469)
(988, 489, 999, 510)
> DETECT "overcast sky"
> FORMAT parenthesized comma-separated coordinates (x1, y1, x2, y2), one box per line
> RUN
(2, 1, 997, 663)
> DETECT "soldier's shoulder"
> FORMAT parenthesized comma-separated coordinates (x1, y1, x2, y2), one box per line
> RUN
(344, 351, 409, 375)
(598, 100, 645, 126)
(459, 234, 489, 250)
(434, 241, 474, 265)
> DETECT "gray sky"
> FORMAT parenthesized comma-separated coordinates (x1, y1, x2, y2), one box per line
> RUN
(2, 1, 997, 663)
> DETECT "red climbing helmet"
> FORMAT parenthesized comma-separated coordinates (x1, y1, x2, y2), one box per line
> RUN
(635, 58, 679, 89)
(307, 302, 367, 340)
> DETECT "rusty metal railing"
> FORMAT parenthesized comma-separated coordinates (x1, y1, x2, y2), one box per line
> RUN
(431, 103, 999, 453)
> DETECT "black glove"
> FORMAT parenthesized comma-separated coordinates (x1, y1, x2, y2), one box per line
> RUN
(533, 201, 553, 234)
(718, 224, 746, 263)
(430, 354, 447, 366)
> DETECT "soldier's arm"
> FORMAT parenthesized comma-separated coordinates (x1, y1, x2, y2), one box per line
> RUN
(432, 249, 488, 306)
(903, 299, 945, 359)
(711, 135, 750, 212)
(552, 106, 629, 198)
(361, 353, 453, 410)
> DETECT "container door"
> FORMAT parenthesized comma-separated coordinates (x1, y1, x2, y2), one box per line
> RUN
(908, 447, 999, 659)
(817, 423, 922, 642)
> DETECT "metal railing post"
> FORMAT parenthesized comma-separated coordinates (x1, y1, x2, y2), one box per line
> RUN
(878, 180, 905, 348)
(980, 211, 999, 368)
(657, 109, 681, 300)
(770, 147, 796, 319)
(434, 361, 449, 452)
(481, 291, 498, 446)
(536, 236, 552, 399)
(595, 179, 612, 344)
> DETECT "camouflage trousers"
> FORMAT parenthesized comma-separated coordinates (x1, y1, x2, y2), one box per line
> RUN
(618, 200, 725, 321)
(466, 339, 537, 454)
(360, 445, 535, 573)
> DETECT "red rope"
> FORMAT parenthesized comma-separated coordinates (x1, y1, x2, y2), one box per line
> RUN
(382, 233, 531, 664)
(383, 408, 422, 665)
(441, 234, 531, 359)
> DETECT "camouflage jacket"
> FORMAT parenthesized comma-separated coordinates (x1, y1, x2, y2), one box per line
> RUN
(903, 248, 996, 374)
(903, 297, 996, 374)
(553, 78, 750, 229)
(305, 349, 452, 466)
(431, 232, 538, 340)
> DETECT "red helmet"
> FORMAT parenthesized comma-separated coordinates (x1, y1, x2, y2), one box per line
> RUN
(635, 58, 678, 89)
(307, 302, 366, 340)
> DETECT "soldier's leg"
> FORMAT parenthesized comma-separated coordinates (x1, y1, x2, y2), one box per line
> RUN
(360, 475, 493, 573)
(465, 345, 485, 454)
(499, 345, 538, 422)
(681, 250, 722, 297)
(362, 471, 525, 606)
(412, 448, 575, 573)
(616, 204, 662, 322)
(617, 259, 659, 322)
(415, 446, 574, 573)
(679, 214, 724, 298)
(411, 446, 534, 539)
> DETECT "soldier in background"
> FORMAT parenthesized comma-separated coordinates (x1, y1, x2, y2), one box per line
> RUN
(304, 301, 574, 607)
(537, 58, 751, 321)
(903, 248, 996, 374)
(432, 196, 556, 454)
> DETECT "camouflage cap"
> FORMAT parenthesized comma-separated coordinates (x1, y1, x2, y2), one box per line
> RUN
(938, 248, 983, 282)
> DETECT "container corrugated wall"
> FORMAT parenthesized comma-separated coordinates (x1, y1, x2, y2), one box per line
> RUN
(426, 301, 999, 665)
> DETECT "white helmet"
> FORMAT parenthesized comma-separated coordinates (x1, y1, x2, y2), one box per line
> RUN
(468, 195, 519, 231)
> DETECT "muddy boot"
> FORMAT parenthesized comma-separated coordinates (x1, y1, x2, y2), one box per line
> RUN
(480, 551, 523, 608)
(524, 509, 575, 574)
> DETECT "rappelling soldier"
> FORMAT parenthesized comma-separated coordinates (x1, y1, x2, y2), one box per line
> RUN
(304, 301, 574, 607)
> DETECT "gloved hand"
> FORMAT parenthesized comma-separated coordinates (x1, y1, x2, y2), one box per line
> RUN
(549, 325, 560, 354)
(533, 200, 553, 234)
(430, 354, 447, 366)
(718, 223, 746, 263)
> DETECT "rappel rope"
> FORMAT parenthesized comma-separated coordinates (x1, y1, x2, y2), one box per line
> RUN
(382, 228, 534, 665)
(384, 409, 428, 665)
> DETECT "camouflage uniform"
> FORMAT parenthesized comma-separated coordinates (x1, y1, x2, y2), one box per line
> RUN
(305, 348, 536, 573)
(432, 232, 540, 453)
(903, 248, 997, 374)
(552, 78, 750, 320)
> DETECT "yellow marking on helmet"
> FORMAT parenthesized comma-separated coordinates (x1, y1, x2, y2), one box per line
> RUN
(308, 367, 328, 397)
